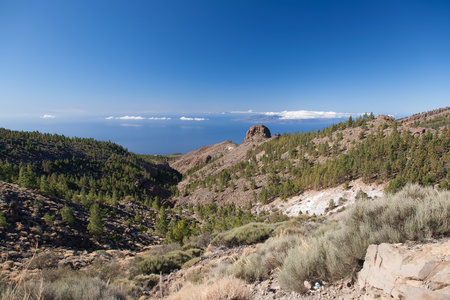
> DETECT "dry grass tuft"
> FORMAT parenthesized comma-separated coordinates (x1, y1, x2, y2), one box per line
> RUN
(166, 277, 251, 300)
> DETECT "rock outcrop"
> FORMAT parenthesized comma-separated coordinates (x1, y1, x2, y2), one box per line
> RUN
(244, 125, 271, 142)
(169, 141, 237, 174)
(358, 239, 450, 299)
(404, 107, 450, 123)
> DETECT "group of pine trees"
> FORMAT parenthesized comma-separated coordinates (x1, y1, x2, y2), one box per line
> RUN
(182, 114, 449, 202)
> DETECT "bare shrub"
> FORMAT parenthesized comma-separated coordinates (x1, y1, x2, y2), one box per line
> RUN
(185, 266, 206, 284)
(232, 235, 301, 282)
(167, 277, 251, 300)
(1, 275, 125, 300)
(28, 251, 59, 270)
(41, 276, 126, 300)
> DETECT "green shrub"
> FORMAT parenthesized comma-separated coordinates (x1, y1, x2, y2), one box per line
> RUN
(273, 214, 320, 237)
(136, 256, 166, 275)
(181, 257, 201, 269)
(133, 274, 160, 289)
(60, 205, 74, 227)
(232, 235, 301, 282)
(0, 212, 9, 229)
(164, 250, 192, 268)
(185, 248, 203, 257)
(43, 213, 55, 226)
(278, 184, 450, 293)
(136, 250, 193, 275)
(211, 223, 276, 247)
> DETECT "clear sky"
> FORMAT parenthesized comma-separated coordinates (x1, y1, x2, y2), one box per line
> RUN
(1, 0, 449, 120)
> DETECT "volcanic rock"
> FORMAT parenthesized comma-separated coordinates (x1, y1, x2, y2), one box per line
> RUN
(358, 238, 450, 299)
(244, 125, 271, 142)
(169, 141, 237, 174)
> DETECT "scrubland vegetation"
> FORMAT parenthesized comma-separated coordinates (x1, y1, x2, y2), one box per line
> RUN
(1, 179, 449, 299)
(1, 109, 449, 299)
(231, 184, 450, 293)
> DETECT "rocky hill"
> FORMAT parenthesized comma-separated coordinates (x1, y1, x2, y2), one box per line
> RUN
(169, 141, 238, 175)
(170, 108, 450, 210)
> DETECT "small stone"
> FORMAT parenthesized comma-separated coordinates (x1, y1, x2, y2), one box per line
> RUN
(304, 280, 313, 290)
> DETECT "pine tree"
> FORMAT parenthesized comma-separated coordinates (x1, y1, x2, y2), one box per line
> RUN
(171, 217, 190, 244)
(155, 206, 168, 235)
(87, 203, 103, 237)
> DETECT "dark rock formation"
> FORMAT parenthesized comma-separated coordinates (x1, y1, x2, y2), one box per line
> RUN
(244, 125, 271, 141)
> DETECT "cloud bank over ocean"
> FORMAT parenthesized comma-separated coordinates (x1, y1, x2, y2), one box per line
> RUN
(105, 116, 171, 120)
(230, 109, 358, 123)
(102, 110, 357, 124)
(180, 117, 208, 121)
(265, 110, 353, 120)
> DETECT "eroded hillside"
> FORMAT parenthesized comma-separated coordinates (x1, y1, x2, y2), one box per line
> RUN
(172, 108, 450, 209)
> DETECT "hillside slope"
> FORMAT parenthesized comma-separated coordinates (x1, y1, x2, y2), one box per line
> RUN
(172, 108, 450, 209)
(0, 128, 181, 205)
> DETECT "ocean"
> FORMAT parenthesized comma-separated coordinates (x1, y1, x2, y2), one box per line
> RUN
(1, 114, 341, 155)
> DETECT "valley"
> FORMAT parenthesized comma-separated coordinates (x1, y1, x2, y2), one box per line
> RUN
(0, 107, 449, 299)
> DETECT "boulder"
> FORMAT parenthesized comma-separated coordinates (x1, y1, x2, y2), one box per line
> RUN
(244, 125, 271, 141)
(358, 239, 450, 299)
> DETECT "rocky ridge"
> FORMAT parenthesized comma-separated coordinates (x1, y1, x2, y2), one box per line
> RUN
(169, 141, 237, 175)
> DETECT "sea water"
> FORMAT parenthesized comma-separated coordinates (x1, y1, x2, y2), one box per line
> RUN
(1, 114, 340, 155)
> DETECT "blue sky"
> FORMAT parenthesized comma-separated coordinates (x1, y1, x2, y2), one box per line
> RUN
(1, 0, 449, 121)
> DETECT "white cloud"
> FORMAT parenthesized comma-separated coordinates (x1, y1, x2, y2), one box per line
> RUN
(41, 114, 56, 119)
(180, 116, 208, 121)
(117, 116, 145, 120)
(264, 110, 353, 120)
(148, 117, 171, 120)
(230, 110, 254, 114)
(105, 116, 114, 120)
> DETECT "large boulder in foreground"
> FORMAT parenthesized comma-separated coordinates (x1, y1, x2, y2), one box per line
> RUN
(358, 239, 450, 299)
(244, 125, 271, 142)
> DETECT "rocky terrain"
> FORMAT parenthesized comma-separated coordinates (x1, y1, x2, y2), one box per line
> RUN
(169, 141, 238, 175)
(1, 107, 449, 299)
(0, 181, 164, 273)
(146, 237, 450, 299)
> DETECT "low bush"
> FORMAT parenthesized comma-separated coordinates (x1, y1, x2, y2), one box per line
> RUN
(0, 212, 9, 229)
(210, 223, 276, 247)
(185, 248, 203, 257)
(133, 274, 159, 289)
(232, 235, 302, 282)
(182, 233, 214, 250)
(136, 250, 193, 275)
(1, 275, 126, 300)
(28, 251, 59, 270)
(166, 277, 251, 300)
(181, 257, 201, 269)
(185, 265, 205, 284)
